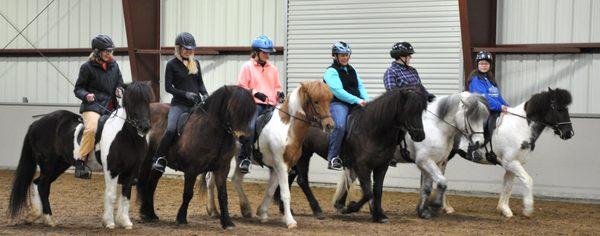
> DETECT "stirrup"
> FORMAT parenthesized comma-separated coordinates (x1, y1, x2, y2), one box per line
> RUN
(328, 157, 343, 171)
(239, 159, 251, 174)
(151, 156, 167, 173)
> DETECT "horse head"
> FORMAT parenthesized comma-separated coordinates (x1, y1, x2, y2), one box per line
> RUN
(526, 87, 574, 140)
(122, 81, 155, 136)
(287, 81, 334, 133)
(396, 87, 428, 142)
(457, 92, 490, 148)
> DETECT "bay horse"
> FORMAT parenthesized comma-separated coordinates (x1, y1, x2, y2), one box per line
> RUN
(136, 85, 255, 229)
(204, 81, 334, 228)
(9, 81, 154, 229)
(450, 87, 574, 218)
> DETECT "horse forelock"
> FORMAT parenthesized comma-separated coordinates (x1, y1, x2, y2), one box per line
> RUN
(526, 88, 572, 117)
(122, 81, 154, 113)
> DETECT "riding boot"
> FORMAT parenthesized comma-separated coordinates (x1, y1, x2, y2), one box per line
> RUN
(151, 156, 167, 173)
(238, 136, 253, 174)
(238, 156, 251, 174)
(74, 159, 92, 179)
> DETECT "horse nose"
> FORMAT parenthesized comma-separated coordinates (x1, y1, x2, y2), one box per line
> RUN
(475, 141, 481, 147)
(325, 123, 334, 133)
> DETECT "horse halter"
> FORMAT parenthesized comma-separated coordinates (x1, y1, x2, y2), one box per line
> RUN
(303, 94, 332, 128)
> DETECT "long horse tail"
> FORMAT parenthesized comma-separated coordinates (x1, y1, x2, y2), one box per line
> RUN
(332, 168, 356, 206)
(9, 129, 37, 218)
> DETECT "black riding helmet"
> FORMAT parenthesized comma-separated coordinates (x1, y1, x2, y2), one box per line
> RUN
(175, 32, 196, 50)
(475, 51, 493, 63)
(91, 34, 114, 51)
(390, 42, 414, 59)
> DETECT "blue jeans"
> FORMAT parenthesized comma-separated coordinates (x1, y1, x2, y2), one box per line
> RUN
(239, 104, 268, 160)
(327, 102, 350, 161)
(155, 104, 191, 157)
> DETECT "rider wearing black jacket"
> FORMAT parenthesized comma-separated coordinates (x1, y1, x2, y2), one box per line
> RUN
(151, 32, 208, 173)
(73, 34, 124, 179)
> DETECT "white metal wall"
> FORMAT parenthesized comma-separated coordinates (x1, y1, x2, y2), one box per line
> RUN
(286, 0, 462, 97)
(0, 0, 130, 103)
(159, 0, 286, 100)
(496, 0, 600, 114)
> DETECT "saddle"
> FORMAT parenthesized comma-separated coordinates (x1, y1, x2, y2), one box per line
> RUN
(251, 107, 275, 167)
(77, 114, 111, 145)
(481, 112, 501, 165)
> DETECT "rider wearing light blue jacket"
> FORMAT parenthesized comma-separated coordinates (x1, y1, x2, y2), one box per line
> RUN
(323, 41, 369, 171)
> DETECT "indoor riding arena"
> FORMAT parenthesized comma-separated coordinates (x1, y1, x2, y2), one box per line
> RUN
(1, 0, 599, 235)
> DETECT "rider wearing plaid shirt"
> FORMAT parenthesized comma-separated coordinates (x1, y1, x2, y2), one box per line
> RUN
(383, 42, 434, 101)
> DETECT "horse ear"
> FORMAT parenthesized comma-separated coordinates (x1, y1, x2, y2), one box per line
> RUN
(548, 87, 553, 92)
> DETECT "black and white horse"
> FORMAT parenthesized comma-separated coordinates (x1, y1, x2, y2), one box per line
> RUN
(9, 81, 154, 229)
(452, 87, 574, 218)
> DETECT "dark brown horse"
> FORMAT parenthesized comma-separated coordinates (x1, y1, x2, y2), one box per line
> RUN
(137, 85, 255, 229)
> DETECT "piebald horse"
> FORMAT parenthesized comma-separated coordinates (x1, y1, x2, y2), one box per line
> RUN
(9, 81, 154, 229)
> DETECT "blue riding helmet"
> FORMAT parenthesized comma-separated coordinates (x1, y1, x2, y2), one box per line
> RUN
(251, 35, 275, 53)
(331, 41, 351, 56)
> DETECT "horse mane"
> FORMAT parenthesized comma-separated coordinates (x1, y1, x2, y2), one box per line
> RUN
(436, 93, 461, 120)
(463, 93, 490, 122)
(525, 88, 572, 118)
(122, 81, 155, 112)
(360, 87, 427, 134)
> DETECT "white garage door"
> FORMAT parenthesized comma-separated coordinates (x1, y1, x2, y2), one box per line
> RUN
(286, 0, 462, 97)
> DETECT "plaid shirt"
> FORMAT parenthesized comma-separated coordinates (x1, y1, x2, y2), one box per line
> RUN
(383, 62, 423, 91)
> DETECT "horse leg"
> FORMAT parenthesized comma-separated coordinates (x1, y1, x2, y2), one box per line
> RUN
(103, 173, 119, 229)
(214, 167, 235, 229)
(276, 165, 298, 215)
(232, 165, 253, 218)
(203, 172, 220, 218)
(256, 169, 279, 223)
(438, 160, 455, 214)
(333, 168, 356, 213)
(342, 168, 372, 214)
(176, 173, 198, 225)
(115, 176, 134, 229)
(418, 159, 447, 211)
(274, 162, 297, 229)
(32, 160, 69, 226)
(296, 157, 325, 219)
(416, 173, 434, 219)
(506, 161, 533, 217)
(497, 170, 515, 218)
(371, 164, 389, 223)
(138, 170, 162, 222)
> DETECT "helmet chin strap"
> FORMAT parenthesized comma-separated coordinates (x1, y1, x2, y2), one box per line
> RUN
(399, 57, 408, 65)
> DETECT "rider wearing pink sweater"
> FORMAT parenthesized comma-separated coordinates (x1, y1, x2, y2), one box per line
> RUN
(236, 35, 285, 174)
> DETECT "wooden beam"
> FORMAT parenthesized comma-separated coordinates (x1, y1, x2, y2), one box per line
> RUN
(473, 43, 600, 54)
(122, 0, 161, 101)
(0, 46, 286, 57)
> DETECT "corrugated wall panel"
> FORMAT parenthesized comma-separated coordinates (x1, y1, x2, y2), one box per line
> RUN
(0, 0, 129, 104)
(287, 0, 462, 97)
(0, 0, 128, 48)
(161, 0, 285, 46)
(496, 0, 600, 114)
(0, 56, 132, 104)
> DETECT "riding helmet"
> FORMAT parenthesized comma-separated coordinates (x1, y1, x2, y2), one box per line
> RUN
(390, 42, 414, 59)
(175, 32, 197, 50)
(251, 35, 275, 53)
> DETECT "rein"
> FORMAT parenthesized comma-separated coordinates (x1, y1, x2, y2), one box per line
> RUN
(268, 95, 329, 128)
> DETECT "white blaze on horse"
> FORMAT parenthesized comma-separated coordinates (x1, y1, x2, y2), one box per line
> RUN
(204, 81, 334, 228)
(452, 87, 574, 218)
(9, 81, 154, 229)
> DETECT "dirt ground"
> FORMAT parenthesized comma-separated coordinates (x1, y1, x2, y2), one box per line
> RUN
(0, 170, 598, 235)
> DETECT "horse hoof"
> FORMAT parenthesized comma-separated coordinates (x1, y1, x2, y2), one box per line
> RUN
(105, 223, 115, 229)
(287, 222, 297, 229)
(497, 207, 513, 218)
(42, 215, 57, 227)
(314, 212, 326, 220)
(222, 222, 235, 230)
(241, 210, 253, 219)
(140, 213, 159, 222)
(443, 206, 455, 214)
(123, 225, 133, 230)
(374, 218, 389, 224)
(418, 209, 433, 219)
(25, 214, 41, 224)
(225, 225, 235, 230)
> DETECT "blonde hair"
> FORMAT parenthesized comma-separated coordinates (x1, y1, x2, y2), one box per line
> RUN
(175, 46, 198, 74)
